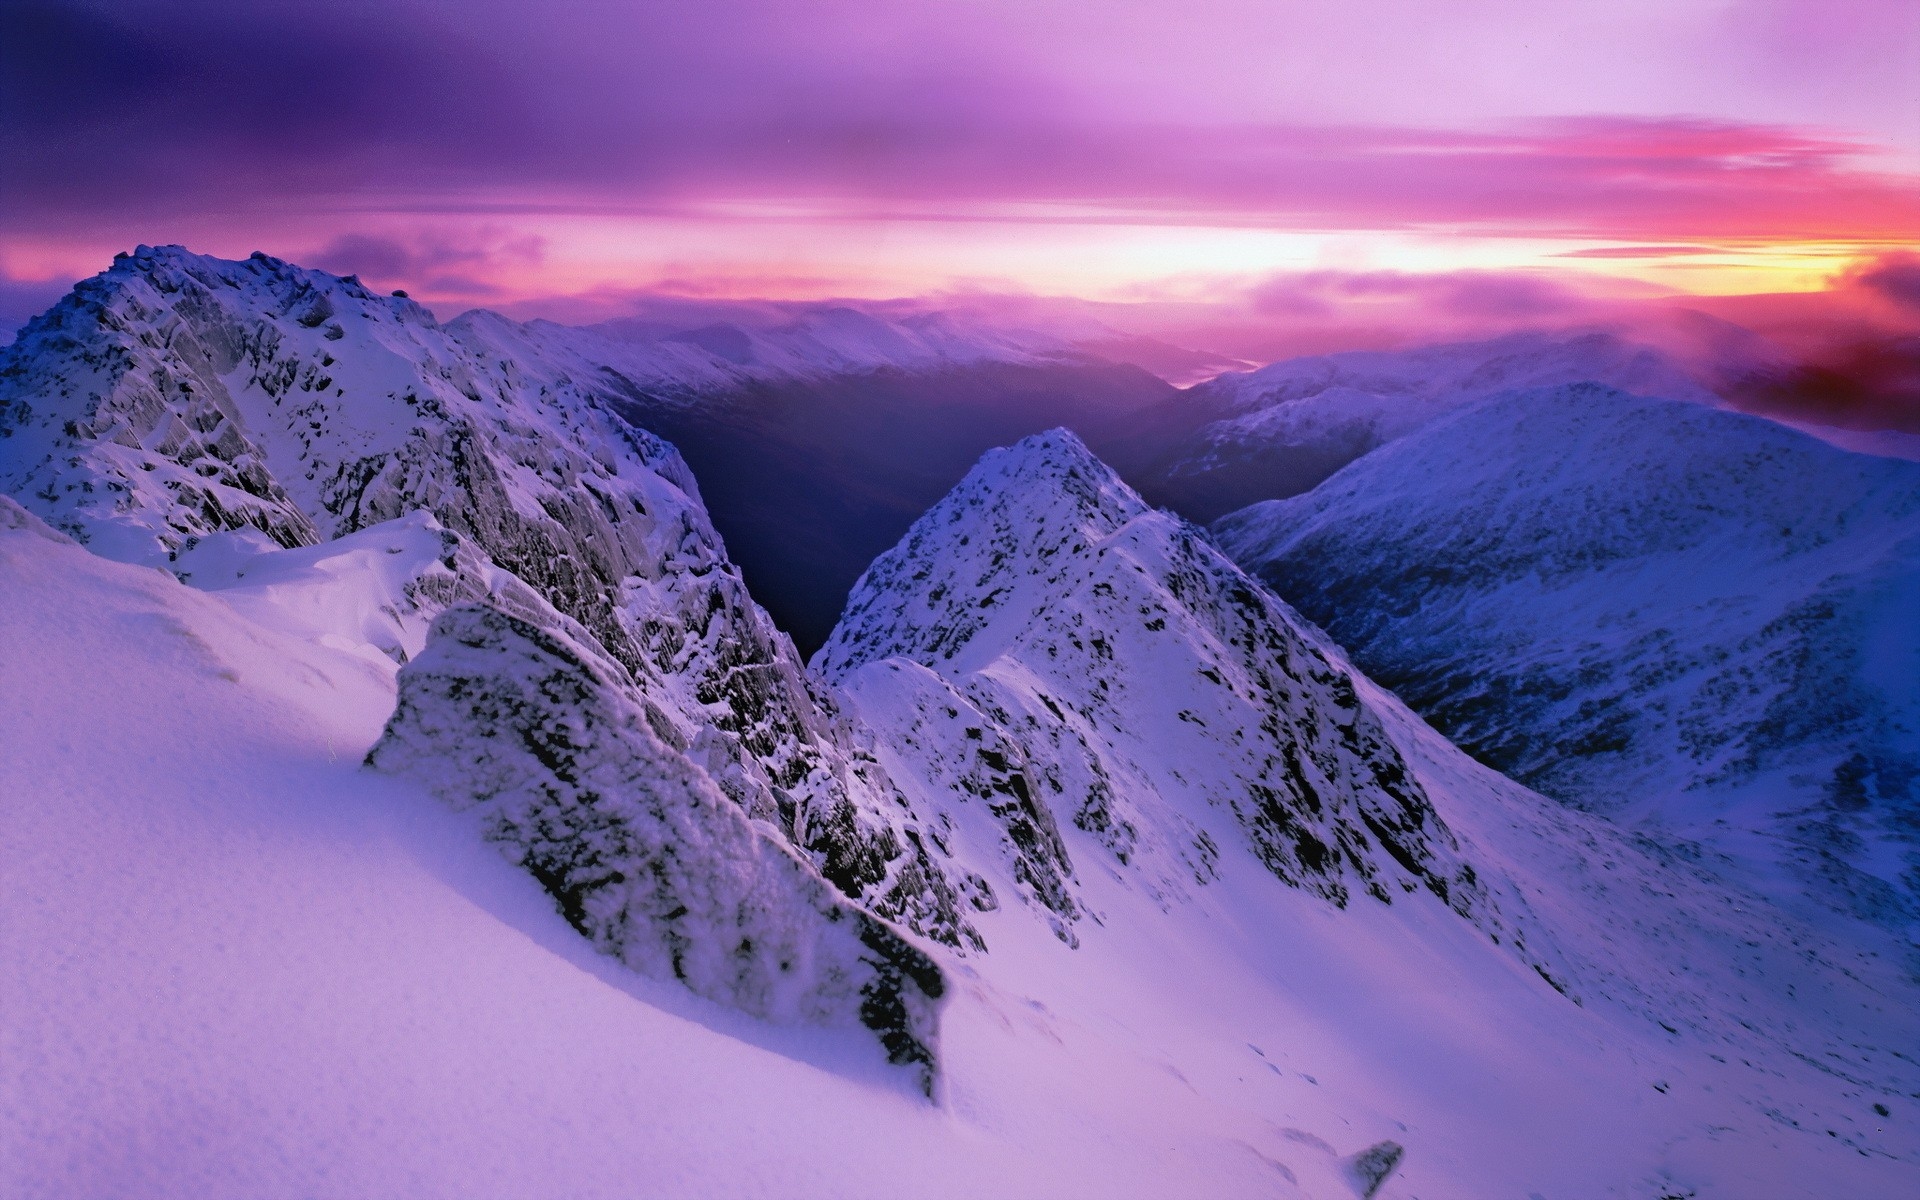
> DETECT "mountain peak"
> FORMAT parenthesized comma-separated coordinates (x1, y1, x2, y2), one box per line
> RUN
(1, 238, 988, 978)
(954, 427, 1143, 525)
(822, 432, 1497, 922)
(814, 428, 1148, 680)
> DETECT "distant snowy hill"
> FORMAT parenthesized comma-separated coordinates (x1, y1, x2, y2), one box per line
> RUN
(1217, 384, 1920, 931)
(462, 301, 1092, 400)
(1109, 330, 1722, 522)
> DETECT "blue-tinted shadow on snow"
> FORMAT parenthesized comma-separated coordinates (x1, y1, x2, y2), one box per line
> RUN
(353, 765, 935, 1102)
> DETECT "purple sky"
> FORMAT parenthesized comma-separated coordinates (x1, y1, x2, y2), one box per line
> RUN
(2, 0, 1917, 371)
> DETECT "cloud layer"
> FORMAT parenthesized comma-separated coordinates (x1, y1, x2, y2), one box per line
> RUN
(2, 0, 1914, 429)
(4, 1, 1916, 245)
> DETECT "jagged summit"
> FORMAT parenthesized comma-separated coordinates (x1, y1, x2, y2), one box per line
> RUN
(0, 245, 644, 552)
(816, 427, 1147, 679)
(0, 244, 988, 1041)
(819, 428, 1495, 928)
(970, 425, 1125, 485)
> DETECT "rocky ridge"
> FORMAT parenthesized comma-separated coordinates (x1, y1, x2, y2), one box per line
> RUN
(368, 604, 947, 1091)
(818, 429, 1500, 939)
(0, 246, 985, 1068)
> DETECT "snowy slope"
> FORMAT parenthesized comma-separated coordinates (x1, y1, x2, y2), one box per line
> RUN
(1114, 330, 1722, 522)
(0, 245, 983, 957)
(0, 498, 1392, 1199)
(1216, 384, 1920, 931)
(813, 433, 1920, 1196)
(9, 486, 1920, 1199)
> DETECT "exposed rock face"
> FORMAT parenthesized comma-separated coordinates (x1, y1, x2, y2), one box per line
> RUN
(367, 605, 945, 1090)
(835, 658, 1076, 939)
(1215, 385, 1920, 926)
(1348, 1140, 1405, 1199)
(0, 247, 979, 981)
(817, 429, 1490, 924)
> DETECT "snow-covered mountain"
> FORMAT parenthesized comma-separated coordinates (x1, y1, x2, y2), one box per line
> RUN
(0, 245, 985, 996)
(1216, 383, 1920, 932)
(816, 430, 1496, 939)
(1109, 330, 1721, 521)
(450, 301, 1091, 403)
(7, 249, 1920, 1198)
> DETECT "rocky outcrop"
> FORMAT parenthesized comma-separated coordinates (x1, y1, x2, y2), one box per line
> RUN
(0, 246, 982, 955)
(368, 605, 946, 1090)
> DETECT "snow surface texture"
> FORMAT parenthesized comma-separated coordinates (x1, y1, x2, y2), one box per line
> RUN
(1120, 329, 1722, 522)
(817, 430, 1494, 936)
(1216, 384, 1920, 935)
(367, 604, 946, 1089)
(0, 245, 981, 954)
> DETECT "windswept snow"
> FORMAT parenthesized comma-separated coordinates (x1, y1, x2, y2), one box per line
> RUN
(169, 510, 564, 669)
